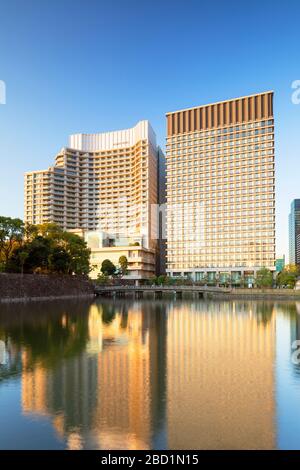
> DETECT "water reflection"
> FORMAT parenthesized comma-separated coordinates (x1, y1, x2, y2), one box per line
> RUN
(167, 301, 275, 449)
(0, 299, 300, 449)
(0, 299, 167, 450)
(0, 340, 6, 365)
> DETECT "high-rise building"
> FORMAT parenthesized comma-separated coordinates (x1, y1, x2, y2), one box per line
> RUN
(166, 91, 275, 282)
(275, 256, 285, 273)
(297, 234, 300, 267)
(24, 121, 165, 278)
(289, 199, 300, 265)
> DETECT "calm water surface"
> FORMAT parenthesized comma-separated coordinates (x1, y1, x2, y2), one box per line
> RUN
(0, 297, 300, 450)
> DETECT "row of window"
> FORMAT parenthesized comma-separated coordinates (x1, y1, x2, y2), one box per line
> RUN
(167, 120, 274, 142)
(166, 127, 274, 148)
(167, 135, 273, 152)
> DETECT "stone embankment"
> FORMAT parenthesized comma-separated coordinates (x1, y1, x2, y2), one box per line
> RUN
(0, 273, 94, 302)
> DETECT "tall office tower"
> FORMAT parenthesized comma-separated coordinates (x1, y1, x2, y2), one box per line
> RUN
(289, 199, 300, 264)
(25, 121, 165, 278)
(166, 92, 275, 283)
(297, 234, 300, 268)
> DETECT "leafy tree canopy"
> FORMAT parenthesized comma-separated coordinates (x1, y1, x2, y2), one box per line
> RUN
(256, 268, 273, 288)
(0, 216, 24, 265)
(277, 264, 300, 288)
(101, 259, 116, 276)
(119, 255, 128, 275)
(0, 219, 91, 275)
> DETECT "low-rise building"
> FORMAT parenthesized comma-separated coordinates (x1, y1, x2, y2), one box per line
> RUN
(73, 230, 156, 280)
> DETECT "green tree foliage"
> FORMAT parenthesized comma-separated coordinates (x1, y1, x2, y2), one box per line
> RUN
(7, 236, 51, 273)
(48, 247, 71, 274)
(0, 216, 24, 268)
(96, 273, 109, 285)
(61, 232, 91, 275)
(157, 275, 167, 285)
(255, 268, 273, 288)
(101, 259, 116, 276)
(284, 264, 300, 275)
(35, 222, 64, 241)
(277, 264, 300, 288)
(0, 219, 91, 275)
(118, 255, 128, 275)
(149, 275, 177, 286)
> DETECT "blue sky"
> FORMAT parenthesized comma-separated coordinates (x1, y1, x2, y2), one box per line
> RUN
(0, 0, 299, 257)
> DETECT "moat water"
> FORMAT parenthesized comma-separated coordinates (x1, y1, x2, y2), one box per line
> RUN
(1, 297, 300, 449)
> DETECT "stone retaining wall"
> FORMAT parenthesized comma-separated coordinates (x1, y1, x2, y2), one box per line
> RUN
(0, 273, 94, 302)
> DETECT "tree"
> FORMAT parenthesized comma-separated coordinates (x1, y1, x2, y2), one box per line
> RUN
(101, 259, 116, 276)
(23, 236, 52, 273)
(277, 264, 300, 288)
(24, 223, 39, 242)
(157, 275, 167, 285)
(96, 273, 109, 285)
(61, 232, 91, 275)
(35, 222, 64, 241)
(5, 236, 51, 273)
(277, 271, 296, 289)
(149, 275, 169, 285)
(0, 217, 91, 275)
(48, 247, 71, 274)
(284, 264, 300, 275)
(256, 268, 273, 288)
(119, 256, 128, 275)
(148, 276, 158, 286)
(0, 216, 24, 268)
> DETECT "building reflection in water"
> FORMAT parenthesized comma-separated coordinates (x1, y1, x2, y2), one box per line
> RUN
(274, 301, 300, 449)
(289, 302, 300, 377)
(20, 300, 167, 450)
(0, 340, 6, 365)
(0, 298, 281, 449)
(166, 301, 276, 449)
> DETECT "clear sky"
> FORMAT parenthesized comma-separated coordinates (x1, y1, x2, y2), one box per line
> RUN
(0, 0, 299, 258)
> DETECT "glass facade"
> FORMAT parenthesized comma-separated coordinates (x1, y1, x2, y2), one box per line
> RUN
(289, 199, 300, 264)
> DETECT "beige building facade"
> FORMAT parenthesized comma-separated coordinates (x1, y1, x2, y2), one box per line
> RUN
(24, 121, 165, 279)
(73, 229, 156, 280)
(166, 92, 276, 282)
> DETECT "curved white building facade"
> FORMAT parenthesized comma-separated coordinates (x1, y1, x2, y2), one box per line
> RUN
(24, 121, 165, 278)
